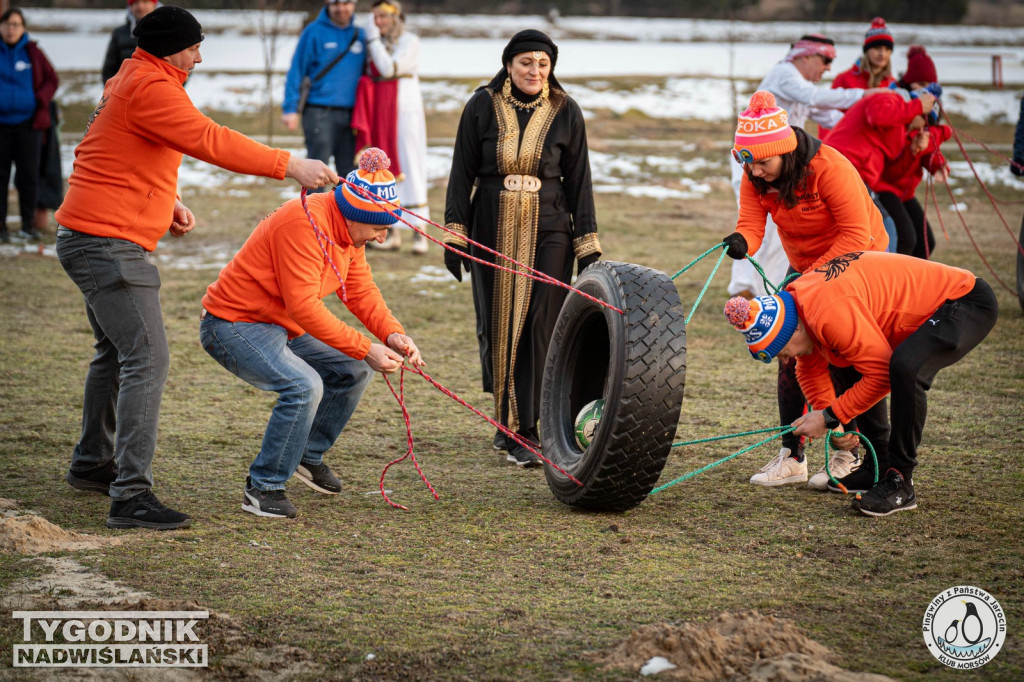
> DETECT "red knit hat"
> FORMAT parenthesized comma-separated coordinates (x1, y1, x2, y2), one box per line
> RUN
(903, 45, 937, 85)
(863, 17, 894, 52)
(733, 91, 797, 164)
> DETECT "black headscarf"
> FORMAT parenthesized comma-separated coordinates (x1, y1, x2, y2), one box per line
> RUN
(485, 29, 563, 92)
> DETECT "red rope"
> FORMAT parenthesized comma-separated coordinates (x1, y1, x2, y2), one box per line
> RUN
(299, 188, 348, 302)
(405, 364, 582, 486)
(935, 177, 1017, 294)
(378, 367, 439, 510)
(338, 176, 625, 315)
(944, 125, 1024, 205)
(940, 108, 1024, 259)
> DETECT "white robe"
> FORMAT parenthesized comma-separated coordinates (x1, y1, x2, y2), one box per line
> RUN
(366, 31, 430, 230)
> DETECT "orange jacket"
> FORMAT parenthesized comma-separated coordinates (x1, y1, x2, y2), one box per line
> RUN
(790, 251, 976, 423)
(56, 49, 290, 251)
(201, 193, 404, 360)
(735, 143, 888, 273)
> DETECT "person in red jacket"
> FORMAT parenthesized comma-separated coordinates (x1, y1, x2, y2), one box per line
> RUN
(201, 149, 424, 519)
(725, 251, 997, 516)
(827, 46, 942, 259)
(54, 6, 337, 531)
(722, 91, 889, 491)
(819, 17, 897, 139)
(832, 18, 896, 91)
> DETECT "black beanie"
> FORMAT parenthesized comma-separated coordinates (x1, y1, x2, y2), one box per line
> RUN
(133, 5, 204, 59)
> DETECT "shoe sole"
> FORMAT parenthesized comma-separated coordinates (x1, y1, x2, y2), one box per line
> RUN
(854, 502, 918, 517)
(749, 475, 807, 487)
(294, 469, 340, 495)
(65, 472, 112, 495)
(106, 517, 192, 530)
(506, 454, 541, 468)
(241, 501, 296, 519)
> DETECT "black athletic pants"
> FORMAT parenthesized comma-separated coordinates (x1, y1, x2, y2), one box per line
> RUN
(887, 278, 998, 479)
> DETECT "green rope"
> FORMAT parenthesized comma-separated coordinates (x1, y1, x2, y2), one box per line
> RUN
(672, 425, 792, 448)
(650, 426, 794, 495)
(669, 243, 723, 281)
(823, 429, 879, 492)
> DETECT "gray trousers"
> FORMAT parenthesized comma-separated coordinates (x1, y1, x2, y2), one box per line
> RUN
(56, 228, 168, 501)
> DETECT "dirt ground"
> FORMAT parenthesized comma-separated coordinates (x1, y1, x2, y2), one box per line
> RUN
(2, 497, 897, 680)
(599, 611, 897, 681)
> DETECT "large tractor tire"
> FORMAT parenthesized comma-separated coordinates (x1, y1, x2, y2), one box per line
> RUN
(540, 261, 686, 511)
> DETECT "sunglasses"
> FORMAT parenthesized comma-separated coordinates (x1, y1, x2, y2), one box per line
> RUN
(821, 57, 833, 66)
(732, 148, 755, 165)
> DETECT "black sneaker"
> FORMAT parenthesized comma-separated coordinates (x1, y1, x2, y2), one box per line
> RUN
(853, 468, 917, 517)
(20, 228, 41, 242)
(827, 459, 879, 494)
(294, 461, 341, 495)
(242, 477, 298, 518)
(507, 444, 541, 468)
(107, 490, 192, 530)
(493, 431, 509, 451)
(66, 460, 118, 495)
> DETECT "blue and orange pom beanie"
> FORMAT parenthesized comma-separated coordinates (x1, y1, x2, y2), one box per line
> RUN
(724, 292, 798, 363)
(335, 148, 403, 226)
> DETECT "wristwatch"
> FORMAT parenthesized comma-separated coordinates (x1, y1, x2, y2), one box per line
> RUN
(822, 407, 841, 430)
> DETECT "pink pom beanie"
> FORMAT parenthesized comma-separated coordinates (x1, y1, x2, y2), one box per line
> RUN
(733, 91, 798, 164)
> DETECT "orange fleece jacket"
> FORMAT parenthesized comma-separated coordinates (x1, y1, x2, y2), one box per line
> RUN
(789, 251, 976, 424)
(55, 49, 289, 252)
(735, 144, 888, 273)
(201, 193, 404, 360)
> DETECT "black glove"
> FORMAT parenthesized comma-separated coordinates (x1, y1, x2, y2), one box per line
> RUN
(1012, 158, 1024, 177)
(577, 253, 599, 276)
(444, 243, 470, 282)
(722, 232, 748, 260)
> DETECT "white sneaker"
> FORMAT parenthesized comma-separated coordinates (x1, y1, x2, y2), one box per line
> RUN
(411, 231, 428, 254)
(808, 449, 860, 491)
(750, 447, 807, 486)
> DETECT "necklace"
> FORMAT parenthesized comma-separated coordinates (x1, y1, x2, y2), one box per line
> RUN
(502, 77, 548, 110)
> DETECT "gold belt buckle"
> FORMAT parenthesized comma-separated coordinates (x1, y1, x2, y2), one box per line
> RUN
(503, 174, 541, 192)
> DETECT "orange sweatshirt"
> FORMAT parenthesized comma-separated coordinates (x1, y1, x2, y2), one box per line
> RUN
(789, 251, 976, 424)
(201, 193, 405, 360)
(736, 144, 888, 273)
(56, 49, 290, 252)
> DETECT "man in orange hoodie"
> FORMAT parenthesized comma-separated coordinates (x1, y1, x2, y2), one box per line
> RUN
(724, 251, 997, 517)
(54, 6, 337, 530)
(201, 148, 424, 519)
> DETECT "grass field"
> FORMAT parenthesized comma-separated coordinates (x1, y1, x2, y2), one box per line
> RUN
(1, 93, 1022, 680)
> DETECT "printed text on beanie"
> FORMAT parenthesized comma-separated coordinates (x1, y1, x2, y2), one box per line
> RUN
(733, 91, 797, 163)
(723, 292, 798, 363)
(335, 148, 403, 226)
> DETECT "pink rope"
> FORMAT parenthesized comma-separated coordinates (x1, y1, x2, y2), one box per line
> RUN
(940, 108, 1024, 259)
(299, 188, 348, 302)
(338, 176, 624, 315)
(378, 367, 439, 510)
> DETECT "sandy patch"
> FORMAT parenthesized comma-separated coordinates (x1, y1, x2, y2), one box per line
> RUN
(0, 513, 121, 555)
(600, 610, 896, 681)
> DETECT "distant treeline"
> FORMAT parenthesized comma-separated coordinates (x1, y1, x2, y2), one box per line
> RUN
(32, 0, 972, 23)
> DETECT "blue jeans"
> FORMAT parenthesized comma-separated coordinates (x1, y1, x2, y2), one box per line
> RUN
(56, 228, 168, 501)
(199, 314, 373, 491)
(302, 105, 356, 187)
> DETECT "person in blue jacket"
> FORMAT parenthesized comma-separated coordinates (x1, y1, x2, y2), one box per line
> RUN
(282, 0, 366, 180)
(0, 8, 58, 243)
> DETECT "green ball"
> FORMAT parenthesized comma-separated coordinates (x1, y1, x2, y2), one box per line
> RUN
(574, 399, 605, 449)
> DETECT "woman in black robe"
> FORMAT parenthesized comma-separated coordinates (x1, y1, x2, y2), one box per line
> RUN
(443, 30, 600, 468)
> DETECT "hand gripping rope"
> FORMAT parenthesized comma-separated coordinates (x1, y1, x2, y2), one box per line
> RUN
(298, 183, 597, 508)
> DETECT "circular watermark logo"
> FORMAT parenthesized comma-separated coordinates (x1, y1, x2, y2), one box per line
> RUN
(923, 586, 1006, 669)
